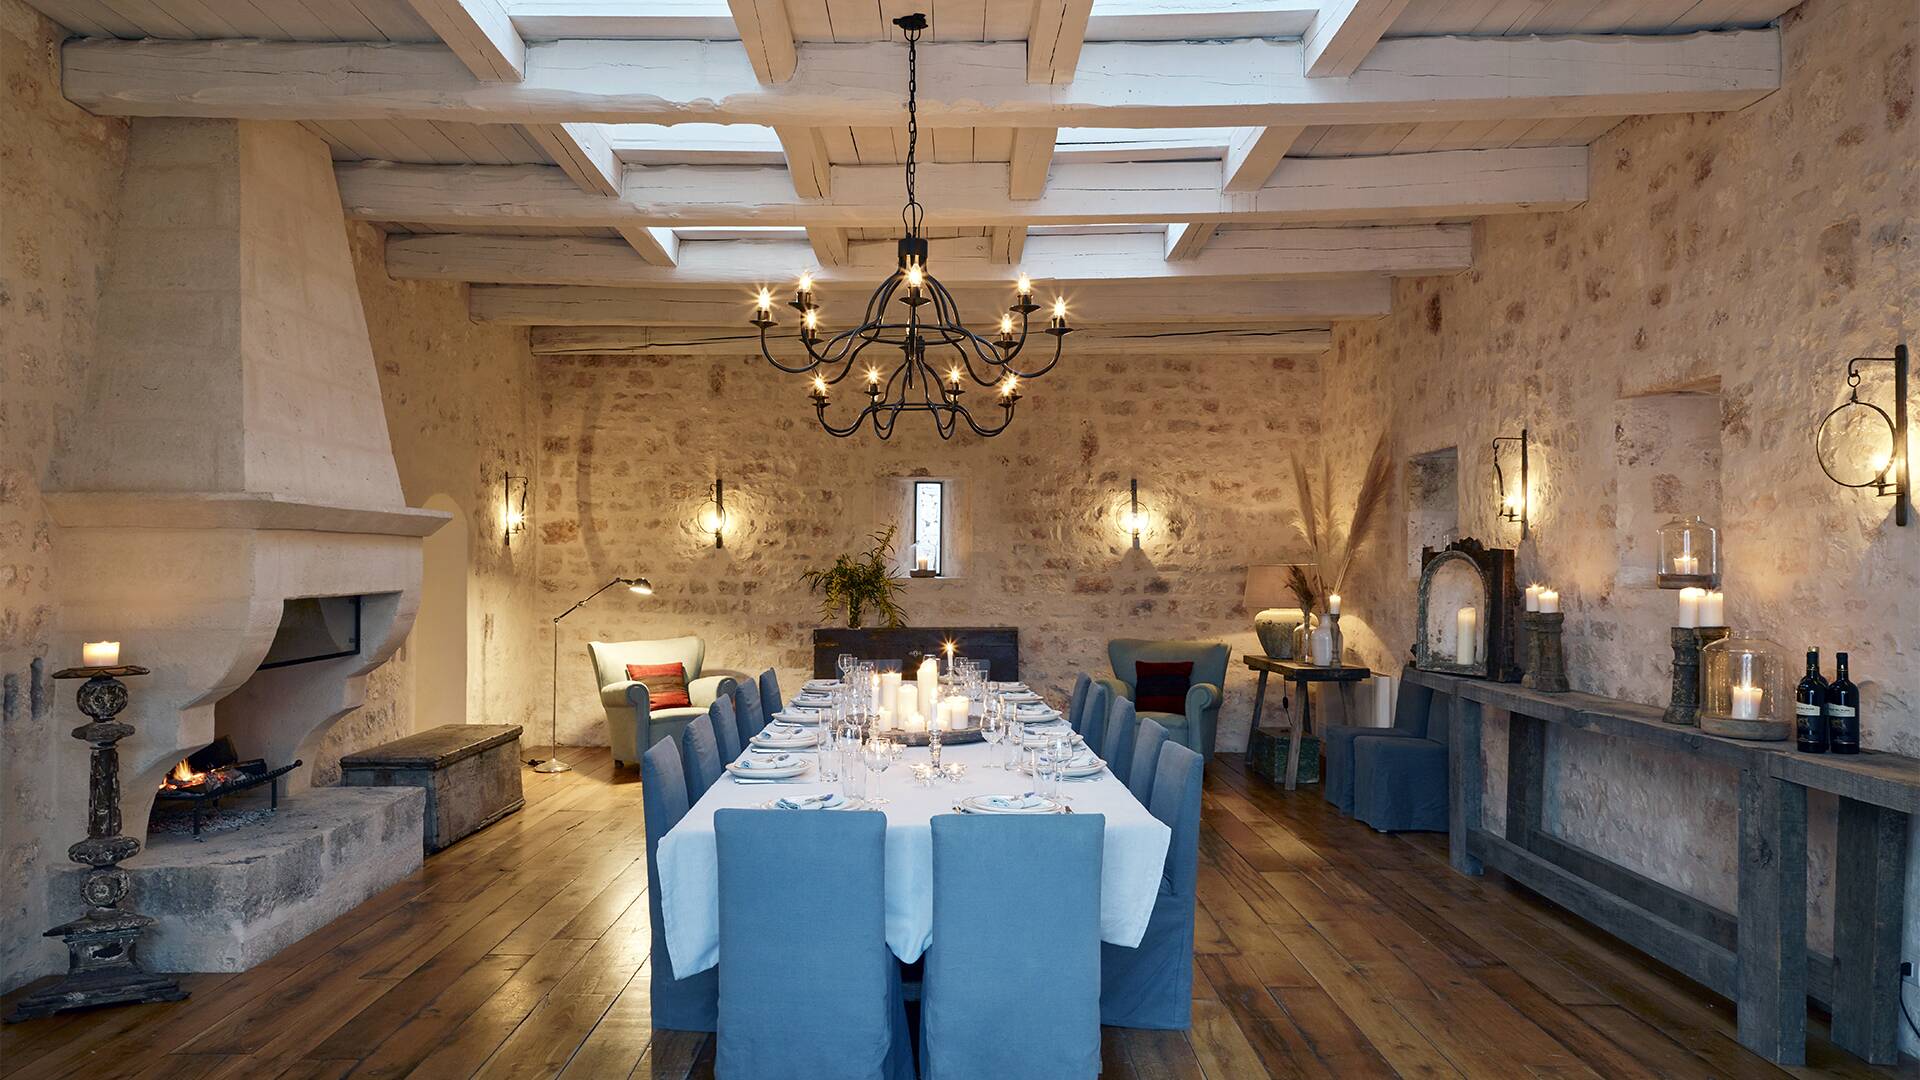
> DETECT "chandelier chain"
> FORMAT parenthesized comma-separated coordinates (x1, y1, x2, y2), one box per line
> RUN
(902, 20, 923, 237)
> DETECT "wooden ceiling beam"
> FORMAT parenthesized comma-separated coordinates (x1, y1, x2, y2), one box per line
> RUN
(1028, 0, 1095, 84)
(1302, 0, 1412, 78)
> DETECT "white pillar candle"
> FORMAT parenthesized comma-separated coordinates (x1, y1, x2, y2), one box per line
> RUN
(917, 658, 940, 724)
(1524, 584, 1542, 612)
(942, 695, 969, 730)
(1676, 587, 1703, 628)
(1455, 607, 1478, 665)
(1701, 590, 1724, 627)
(1730, 684, 1762, 720)
(1538, 589, 1560, 614)
(905, 712, 926, 732)
(877, 707, 894, 731)
(915, 549, 932, 571)
(82, 641, 120, 667)
(879, 672, 901, 714)
(1327, 593, 1342, 615)
(897, 683, 918, 724)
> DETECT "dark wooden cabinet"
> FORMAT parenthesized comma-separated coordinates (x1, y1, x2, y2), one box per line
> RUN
(811, 627, 1019, 680)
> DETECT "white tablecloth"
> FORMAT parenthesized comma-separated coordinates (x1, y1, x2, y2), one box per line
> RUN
(657, 739, 1173, 976)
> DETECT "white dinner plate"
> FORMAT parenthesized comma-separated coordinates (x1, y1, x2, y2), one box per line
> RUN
(726, 756, 811, 780)
(752, 730, 818, 748)
(772, 709, 827, 725)
(1020, 752, 1106, 778)
(762, 792, 867, 811)
(955, 793, 1067, 815)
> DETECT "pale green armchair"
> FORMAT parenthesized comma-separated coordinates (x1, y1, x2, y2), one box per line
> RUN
(587, 636, 737, 766)
(1097, 639, 1231, 761)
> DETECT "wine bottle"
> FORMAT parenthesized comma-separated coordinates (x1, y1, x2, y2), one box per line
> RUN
(1827, 652, 1859, 755)
(1794, 648, 1828, 753)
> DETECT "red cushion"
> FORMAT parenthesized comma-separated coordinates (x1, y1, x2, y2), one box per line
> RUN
(1135, 660, 1193, 714)
(626, 662, 691, 708)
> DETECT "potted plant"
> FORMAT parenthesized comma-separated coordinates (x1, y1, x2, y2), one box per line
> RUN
(801, 526, 909, 629)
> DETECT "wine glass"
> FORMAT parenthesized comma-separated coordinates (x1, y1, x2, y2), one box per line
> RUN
(982, 707, 1005, 769)
(863, 735, 893, 805)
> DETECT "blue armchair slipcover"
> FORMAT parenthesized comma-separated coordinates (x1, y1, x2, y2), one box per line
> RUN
(1099, 639, 1231, 760)
(586, 636, 737, 766)
(1321, 672, 1449, 832)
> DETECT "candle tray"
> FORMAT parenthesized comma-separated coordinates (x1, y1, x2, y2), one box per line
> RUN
(889, 727, 985, 747)
(1699, 713, 1790, 741)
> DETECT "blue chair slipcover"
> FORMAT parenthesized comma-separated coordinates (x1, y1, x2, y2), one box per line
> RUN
(1097, 639, 1231, 759)
(709, 695, 742, 762)
(1100, 741, 1203, 1029)
(923, 813, 1104, 1080)
(680, 713, 724, 800)
(1353, 693, 1450, 832)
(640, 738, 718, 1031)
(1321, 673, 1431, 816)
(1075, 681, 1112, 759)
(1100, 696, 1140, 786)
(758, 668, 785, 718)
(1065, 673, 1092, 735)
(714, 810, 913, 1080)
(732, 677, 767, 743)
(1128, 717, 1169, 807)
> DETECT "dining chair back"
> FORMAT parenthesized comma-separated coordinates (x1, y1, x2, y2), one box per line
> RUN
(758, 668, 785, 717)
(709, 695, 742, 761)
(1076, 681, 1112, 757)
(732, 677, 767, 743)
(681, 713, 724, 800)
(641, 737, 717, 1031)
(924, 813, 1104, 1080)
(1101, 696, 1140, 785)
(1128, 717, 1170, 807)
(1100, 740, 1203, 1029)
(714, 809, 913, 1080)
(1066, 673, 1092, 734)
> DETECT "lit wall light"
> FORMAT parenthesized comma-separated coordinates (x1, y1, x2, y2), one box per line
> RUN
(1816, 343, 1909, 526)
(1492, 429, 1530, 539)
(503, 472, 529, 543)
(700, 476, 729, 548)
(1120, 477, 1145, 549)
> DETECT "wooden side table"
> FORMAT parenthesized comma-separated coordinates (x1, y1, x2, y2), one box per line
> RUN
(1243, 656, 1372, 790)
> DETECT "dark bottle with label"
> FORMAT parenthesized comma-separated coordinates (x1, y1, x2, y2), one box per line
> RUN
(1793, 649, 1828, 753)
(1827, 652, 1859, 755)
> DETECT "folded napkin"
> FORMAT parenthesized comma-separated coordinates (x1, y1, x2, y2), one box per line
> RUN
(753, 731, 816, 747)
(982, 793, 1044, 810)
(732, 753, 794, 771)
(775, 792, 844, 810)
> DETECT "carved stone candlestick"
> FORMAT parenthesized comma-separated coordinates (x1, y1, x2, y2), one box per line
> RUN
(1325, 612, 1344, 666)
(1521, 612, 1570, 693)
(1662, 627, 1729, 726)
(6, 666, 188, 1023)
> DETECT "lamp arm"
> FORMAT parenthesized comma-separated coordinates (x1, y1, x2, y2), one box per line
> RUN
(553, 577, 633, 624)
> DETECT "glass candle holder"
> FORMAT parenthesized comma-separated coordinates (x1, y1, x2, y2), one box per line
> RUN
(1656, 514, 1720, 589)
(1699, 632, 1787, 740)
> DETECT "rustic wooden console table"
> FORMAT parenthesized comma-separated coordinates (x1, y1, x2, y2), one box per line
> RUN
(1405, 668, 1918, 1067)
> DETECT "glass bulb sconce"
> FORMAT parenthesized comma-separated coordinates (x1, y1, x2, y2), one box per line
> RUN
(503, 472, 529, 543)
(1816, 343, 1908, 526)
(1492, 429, 1529, 539)
(700, 476, 728, 549)
(1656, 514, 1720, 590)
(1120, 477, 1145, 549)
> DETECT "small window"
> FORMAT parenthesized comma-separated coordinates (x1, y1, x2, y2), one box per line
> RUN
(914, 481, 944, 575)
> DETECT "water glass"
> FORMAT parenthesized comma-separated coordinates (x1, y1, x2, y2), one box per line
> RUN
(842, 760, 868, 800)
(863, 736, 893, 805)
(982, 710, 1004, 769)
(817, 724, 841, 782)
(1035, 740, 1061, 800)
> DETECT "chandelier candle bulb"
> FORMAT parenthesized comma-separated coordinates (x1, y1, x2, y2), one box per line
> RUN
(1016, 274, 1032, 299)
(81, 641, 120, 667)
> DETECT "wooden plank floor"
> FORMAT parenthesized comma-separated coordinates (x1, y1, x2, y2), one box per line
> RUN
(2, 750, 1905, 1079)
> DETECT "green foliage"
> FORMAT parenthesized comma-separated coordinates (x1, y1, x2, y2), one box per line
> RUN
(800, 525, 909, 629)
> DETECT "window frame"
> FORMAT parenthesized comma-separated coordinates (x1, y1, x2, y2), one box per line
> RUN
(913, 479, 945, 577)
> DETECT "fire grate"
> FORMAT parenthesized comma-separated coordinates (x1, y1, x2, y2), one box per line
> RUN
(153, 736, 301, 839)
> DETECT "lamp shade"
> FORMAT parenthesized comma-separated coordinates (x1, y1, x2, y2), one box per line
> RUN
(1243, 564, 1308, 609)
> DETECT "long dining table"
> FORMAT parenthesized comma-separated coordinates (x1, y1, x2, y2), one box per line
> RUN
(655, 724, 1173, 977)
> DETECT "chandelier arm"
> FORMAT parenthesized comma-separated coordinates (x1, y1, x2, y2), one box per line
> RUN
(1004, 331, 1066, 379)
(958, 397, 1017, 437)
(757, 325, 826, 375)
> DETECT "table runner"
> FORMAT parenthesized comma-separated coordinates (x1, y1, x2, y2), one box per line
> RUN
(657, 739, 1173, 976)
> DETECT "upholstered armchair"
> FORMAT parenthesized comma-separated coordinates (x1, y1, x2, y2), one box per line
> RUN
(1097, 639, 1231, 760)
(587, 636, 738, 766)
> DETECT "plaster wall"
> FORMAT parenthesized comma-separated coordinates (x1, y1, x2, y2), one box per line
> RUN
(1318, 0, 1917, 1051)
(533, 352, 1322, 751)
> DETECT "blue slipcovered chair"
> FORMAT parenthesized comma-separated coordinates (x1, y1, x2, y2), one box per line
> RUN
(1075, 681, 1112, 757)
(1100, 741, 1203, 1029)
(587, 636, 737, 767)
(714, 809, 913, 1080)
(709, 696, 742, 761)
(640, 738, 718, 1031)
(680, 713, 724, 800)
(1128, 718, 1169, 807)
(1100, 696, 1139, 786)
(1352, 692, 1450, 832)
(1322, 673, 1431, 816)
(732, 677, 767, 744)
(1098, 639, 1231, 760)
(758, 669, 785, 717)
(924, 813, 1104, 1079)
(1065, 673, 1092, 734)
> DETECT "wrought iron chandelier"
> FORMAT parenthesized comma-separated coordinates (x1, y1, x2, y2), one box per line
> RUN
(752, 12, 1072, 439)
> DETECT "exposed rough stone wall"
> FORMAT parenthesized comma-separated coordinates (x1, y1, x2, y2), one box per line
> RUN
(1318, 0, 1916, 1047)
(0, 0, 128, 991)
(341, 222, 546, 767)
(534, 352, 1321, 751)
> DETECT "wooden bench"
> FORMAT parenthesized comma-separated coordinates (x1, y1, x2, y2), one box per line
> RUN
(341, 724, 525, 852)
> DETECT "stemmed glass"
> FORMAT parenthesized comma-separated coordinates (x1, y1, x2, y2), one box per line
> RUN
(837, 653, 856, 683)
(863, 734, 894, 806)
(981, 703, 1005, 769)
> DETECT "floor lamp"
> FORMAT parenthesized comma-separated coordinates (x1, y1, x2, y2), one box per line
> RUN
(538, 575, 653, 774)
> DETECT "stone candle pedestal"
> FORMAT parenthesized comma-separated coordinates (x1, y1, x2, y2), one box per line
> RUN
(1663, 626, 1729, 727)
(6, 666, 188, 1022)
(1521, 612, 1570, 693)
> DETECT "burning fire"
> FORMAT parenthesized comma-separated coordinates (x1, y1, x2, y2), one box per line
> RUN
(161, 759, 207, 790)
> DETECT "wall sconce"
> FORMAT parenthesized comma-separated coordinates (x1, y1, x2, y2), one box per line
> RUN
(1817, 344, 1908, 526)
(502, 472, 529, 543)
(1119, 477, 1145, 549)
(1492, 429, 1529, 539)
(700, 476, 729, 548)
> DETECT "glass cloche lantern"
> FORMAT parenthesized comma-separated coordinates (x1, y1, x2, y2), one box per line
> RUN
(1699, 632, 1787, 740)
(1656, 514, 1720, 589)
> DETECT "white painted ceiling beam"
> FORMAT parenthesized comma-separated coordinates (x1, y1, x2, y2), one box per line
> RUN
(1222, 125, 1305, 192)
(470, 278, 1394, 324)
(384, 225, 1474, 285)
(335, 148, 1588, 228)
(725, 0, 796, 83)
(1163, 222, 1216, 261)
(405, 0, 523, 80)
(1009, 127, 1056, 200)
(1302, 0, 1412, 78)
(64, 32, 1782, 130)
(1028, 0, 1095, 84)
(529, 323, 1334, 356)
(990, 226, 1027, 265)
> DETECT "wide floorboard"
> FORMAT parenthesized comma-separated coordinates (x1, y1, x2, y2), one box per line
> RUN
(1, 750, 1902, 1079)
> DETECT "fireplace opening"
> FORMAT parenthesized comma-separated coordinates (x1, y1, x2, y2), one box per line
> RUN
(151, 736, 302, 839)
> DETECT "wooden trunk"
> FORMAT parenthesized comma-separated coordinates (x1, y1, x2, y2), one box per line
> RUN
(341, 724, 525, 853)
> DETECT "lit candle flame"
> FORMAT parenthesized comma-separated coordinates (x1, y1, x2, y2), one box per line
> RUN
(797, 272, 813, 292)
(866, 366, 882, 384)
(804, 308, 819, 330)
(948, 366, 962, 384)
(1000, 375, 1018, 397)
(1051, 297, 1067, 319)
(1015, 274, 1032, 296)
(755, 287, 773, 311)
(906, 262, 924, 288)
(811, 374, 828, 395)
(999, 313, 1014, 335)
